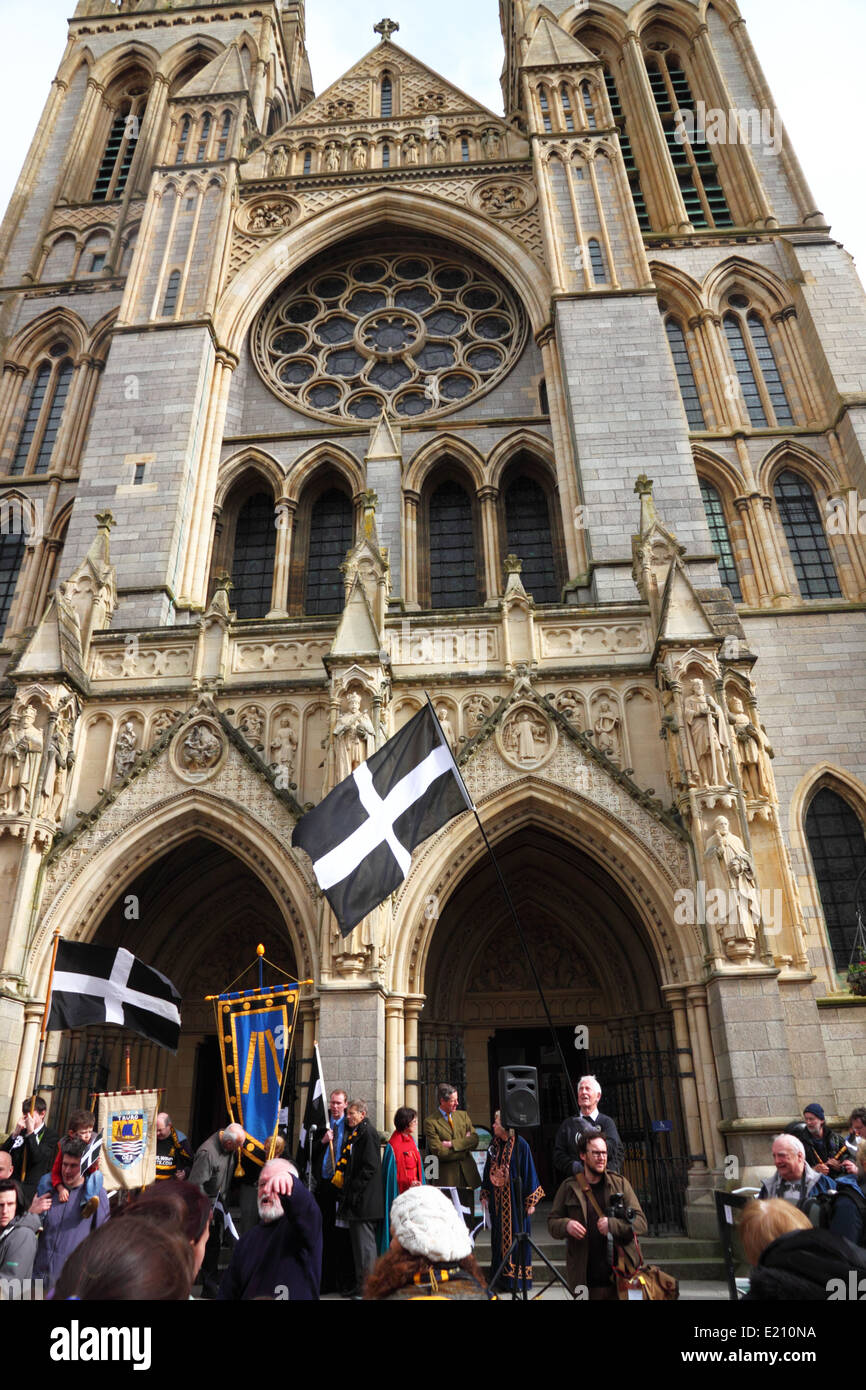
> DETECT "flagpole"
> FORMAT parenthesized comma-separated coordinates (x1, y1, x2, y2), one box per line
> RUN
(30, 929, 62, 1104)
(315, 1040, 335, 1173)
(425, 695, 579, 1118)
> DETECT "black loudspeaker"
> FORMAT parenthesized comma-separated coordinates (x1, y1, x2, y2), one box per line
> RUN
(499, 1065, 540, 1128)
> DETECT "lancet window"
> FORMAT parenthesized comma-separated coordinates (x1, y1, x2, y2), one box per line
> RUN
(645, 47, 732, 229)
(10, 345, 74, 477)
(773, 470, 841, 600)
(805, 788, 866, 971)
(699, 479, 741, 601)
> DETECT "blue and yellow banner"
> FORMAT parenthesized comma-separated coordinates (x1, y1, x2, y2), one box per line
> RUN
(215, 983, 299, 1168)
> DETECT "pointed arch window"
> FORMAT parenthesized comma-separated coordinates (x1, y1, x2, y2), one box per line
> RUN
(580, 82, 597, 130)
(162, 270, 182, 317)
(92, 85, 148, 202)
(302, 149, 312, 175)
(0, 529, 25, 638)
(196, 113, 212, 162)
(560, 85, 575, 132)
(504, 474, 559, 603)
(724, 296, 794, 428)
(665, 317, 705, 429)
(175, 115, 191, 163)
(588, 239, 607, 284)
(382, 143, 391, 169)
(774, 469, 841, 599)
(231, 492, 277, 620)
(699, 479, 741, 600)
(601, 63, 650, 231)
(460, 136, 470, 163)
(217, 112, 232, 161)
(380, 75, 393, 118)
(305, 488, 353, 615)
(538, 87, 552, 133)
(645, 49, 732, 229)
(10, 349, 74, 478)
(805, 787, 866, 970)
(429, 479, 479, 609)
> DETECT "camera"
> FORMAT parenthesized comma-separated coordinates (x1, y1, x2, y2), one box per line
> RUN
(608, 1192, 636, 1222)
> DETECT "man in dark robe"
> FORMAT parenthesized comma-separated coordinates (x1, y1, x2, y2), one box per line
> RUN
(217, 1158, 322, 1300)
(480, 1111, 544, 1292)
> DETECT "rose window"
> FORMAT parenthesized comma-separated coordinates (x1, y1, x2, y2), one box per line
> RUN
(252, 242, 526, 422)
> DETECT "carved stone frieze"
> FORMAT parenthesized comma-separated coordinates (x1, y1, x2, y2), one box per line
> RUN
(470, 177, 537, 219)
(93, 645, 193, 681)
(172, 718, 226, 784)
(238, 196, 300, 235)
(539, 621, 650, 659)
(496, 701, 556, 771)
(232, 639, 331, 673)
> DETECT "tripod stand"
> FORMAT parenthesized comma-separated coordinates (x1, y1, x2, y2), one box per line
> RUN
(487, 1127, 573, 1301)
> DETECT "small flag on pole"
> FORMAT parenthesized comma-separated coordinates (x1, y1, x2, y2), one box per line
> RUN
(46, 941, 182, 1052)
(292, 703, 472, 936)
(296, 1042, 328, 1183)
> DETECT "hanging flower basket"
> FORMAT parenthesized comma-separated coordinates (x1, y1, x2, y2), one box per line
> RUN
(847, 960, 866, 996)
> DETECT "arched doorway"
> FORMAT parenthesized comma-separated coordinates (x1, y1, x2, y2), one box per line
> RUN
(418, 826, 692, 1227)
(44, 836, 299, 1149)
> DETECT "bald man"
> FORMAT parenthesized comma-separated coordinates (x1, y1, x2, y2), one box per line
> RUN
(217, 1158, 322, 1301)
(0, 1152, 13, 1182)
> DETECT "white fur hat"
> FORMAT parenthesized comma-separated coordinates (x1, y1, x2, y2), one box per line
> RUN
(389, 1186, 472, 1263)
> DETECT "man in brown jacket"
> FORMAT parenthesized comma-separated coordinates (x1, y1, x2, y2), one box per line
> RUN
(423, 1084, 480, 1222)
(548, 1131, 646, 1299)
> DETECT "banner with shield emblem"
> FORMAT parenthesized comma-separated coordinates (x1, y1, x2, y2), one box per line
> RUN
(96, 1089, 159, 1190)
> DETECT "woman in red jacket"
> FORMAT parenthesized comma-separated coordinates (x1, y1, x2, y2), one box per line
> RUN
(388, 1108, 424, 1194)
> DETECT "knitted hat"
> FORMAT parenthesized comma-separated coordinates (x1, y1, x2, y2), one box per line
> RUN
(389, 1186, 472, 1263)
(803, 1103, 825, 1122)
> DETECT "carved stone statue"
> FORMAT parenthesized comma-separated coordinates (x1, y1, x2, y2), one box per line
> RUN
(334, 691, 376, 780)
(684, 677, 731, 788)
(504, 708, 549, 765)
(114, 720, 138, 780)
(351, 142, 368, 169)
(268, 146, 288, 177)
(430, 138, 447, 163)
(705, 814, 761, 960)
(239, 707, 265, 747)
(482, 128, 502, 158)
(325, 143, 341, 172)
(40, 703, 76, 823)
(180, 722, 223, 772)
(0, 705, 44, 816)
(248, 201, 294, 232)
(403, 135, 420, 165)
(593, 700, 621, 764)
(435, 704, 456, 751)
(151, 709, 178, 744)
(271, 716, 298, 780)
(727, 694, 773, 800)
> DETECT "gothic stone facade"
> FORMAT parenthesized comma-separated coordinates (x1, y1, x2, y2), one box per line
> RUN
(0, 0, 864, 1229)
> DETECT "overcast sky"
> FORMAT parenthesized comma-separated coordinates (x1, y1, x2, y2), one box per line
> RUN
(0, 0, 863, 270)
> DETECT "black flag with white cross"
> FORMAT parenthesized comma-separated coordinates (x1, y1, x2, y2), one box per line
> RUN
(292, 702, 473, 936)
(46, 941, 182, 1052)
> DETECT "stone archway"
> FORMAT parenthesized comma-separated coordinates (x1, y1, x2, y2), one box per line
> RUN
(43, 834, 302, 1147)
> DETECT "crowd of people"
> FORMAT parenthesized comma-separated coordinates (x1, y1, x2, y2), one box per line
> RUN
(1, 1085, 865, 1301)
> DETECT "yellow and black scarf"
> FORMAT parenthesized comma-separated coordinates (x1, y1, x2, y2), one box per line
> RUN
(330, 1122, 362, 1190)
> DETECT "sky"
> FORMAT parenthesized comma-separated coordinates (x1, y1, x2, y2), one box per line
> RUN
(0, 0, 863, 270)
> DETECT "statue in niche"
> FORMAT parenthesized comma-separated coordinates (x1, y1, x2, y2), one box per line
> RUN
(40, 702, 76, 823)
(403, 135, 420, 165)
(114, 720, 138, 780)
(325, 143, 341, 172)
(435, 705, 456, 751)
(482, 128, 502, 159)
(430, 137, 447, 163)
(268, 146, 288, 177)
(334, 691, 376, 781)
(684, 677, 731, 788)
(553, 690, 584, 728)
(270, 715, 298, 781)
(351, 142, 368, 169)
(592, 700, 621, 764)
(150, 709, 178, 744)
(0, 705, 44, 816)
(727, 694, 774, 800)
(705, 814, 761, 960)
(504, 709, 548, 765)
(239, 707, 265, 748)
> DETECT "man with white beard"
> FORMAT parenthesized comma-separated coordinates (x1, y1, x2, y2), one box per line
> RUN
(217, 1158, 322, 1300)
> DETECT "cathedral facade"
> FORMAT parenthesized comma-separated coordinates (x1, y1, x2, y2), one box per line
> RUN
(0, 0, 864, 1230)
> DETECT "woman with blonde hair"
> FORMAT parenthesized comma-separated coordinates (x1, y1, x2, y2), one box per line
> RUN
(739, 1197, 866, 1300)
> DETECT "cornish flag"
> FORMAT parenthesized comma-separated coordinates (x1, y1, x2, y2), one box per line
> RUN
(292, 702, 472, 935)
(296, 1042, 328, 1183)
(46, 941, 182, 1052)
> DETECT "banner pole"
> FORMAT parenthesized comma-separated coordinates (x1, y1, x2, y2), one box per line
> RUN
(315, 1041, 336, 1173)
(424, 694, 579, 1118)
